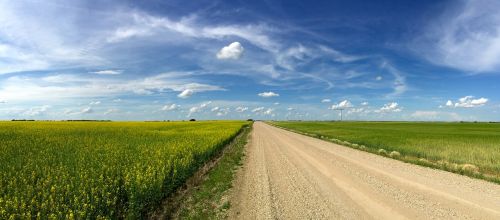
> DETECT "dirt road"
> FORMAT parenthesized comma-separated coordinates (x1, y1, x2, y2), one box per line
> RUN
(229, 122, 500, 219)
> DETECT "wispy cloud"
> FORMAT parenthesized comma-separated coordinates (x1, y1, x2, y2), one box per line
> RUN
(0, 72, 224, 101)
(91, 70, 122, 75)
(161, 104, 179, 111)
(414, 0, 500, 73)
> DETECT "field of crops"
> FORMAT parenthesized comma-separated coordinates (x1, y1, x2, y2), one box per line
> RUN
(0, 121, 248, 219)
(272, 121, 500, 182)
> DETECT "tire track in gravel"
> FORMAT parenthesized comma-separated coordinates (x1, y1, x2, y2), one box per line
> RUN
(229, 122, 500, 220)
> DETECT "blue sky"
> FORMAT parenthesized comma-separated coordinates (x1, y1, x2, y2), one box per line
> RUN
(0, 0, 499, 121)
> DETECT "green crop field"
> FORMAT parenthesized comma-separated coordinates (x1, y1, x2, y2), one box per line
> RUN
(271, 121, 500, 183)
(0, 121, 248, 219)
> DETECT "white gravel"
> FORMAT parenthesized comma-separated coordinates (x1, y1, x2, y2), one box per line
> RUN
(229, 122, 500, 220)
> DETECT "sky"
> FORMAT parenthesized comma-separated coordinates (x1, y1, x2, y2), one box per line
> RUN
(0, 0, 499, 121)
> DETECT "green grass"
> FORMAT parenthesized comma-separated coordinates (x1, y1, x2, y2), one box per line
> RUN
(176, 123, 251, 219)
(0, 121, 248, 219)
(271, 121, 500, 183)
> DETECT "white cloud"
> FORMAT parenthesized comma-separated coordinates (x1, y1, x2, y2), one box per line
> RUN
(321, 99, 331, 103)
(287, 107, 294, 111)
(263, 108, 274, 115)
(91, 70, 122, 75)
(0, 72, 224, 101)
(274, 102, 280, 105)
(416, 0, 500, 72)
(66, 107, 91, 115)
(452, 96, 488, 108)
(23, 105, 50, 116)
(376, 76, 382, 81)
(275, 45, 364, 72)
(213, 107, 230, 116)
(217, 42, 244, 60)
(361, 102, 369, 106)
(235, 106, 248, 112)
(161, 104, 179, 111)
(329, 100, 353, 110)
(411, 111, 462, 121)
(188, 101, 212, 117)
(80, 107, 93, 114)
(347, 108, 367, 114)
(113, 99, 122, 102)
(251, 106, 274, 115)
(381, 61, 407, 96)
(104, 108, 118, 115)
(64, 106, 94, 115)
(411, 111, 439, 118)
(89, 101, 101, 105)
(108, 12, 278, 52)
(376, 102, 402, 113)
(251, 107, 265, 113)
(446, 100, 453, 107)
(258, 91, 279, 98)
(177, 89, 194, 98)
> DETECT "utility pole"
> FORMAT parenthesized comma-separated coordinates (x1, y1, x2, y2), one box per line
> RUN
(335, 108, 345, 121)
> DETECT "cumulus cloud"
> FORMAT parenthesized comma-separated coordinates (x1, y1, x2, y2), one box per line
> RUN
(287, 107, 294, 111)
(446, 96, 488, 108)
(161, 103, 179, 111)
(216, 42, 244, 60)
(446, 100, 453, 107)
(258, 91, 279, 98)
(251, 107, 274, 116)
(91, 70, 122, 75)
(89, 101, 101, 105)
(376, 76, 383, 81)
(212, 107, 230, 116)
(188, 101, 211, 117)
(376, 102, 402, 113)
(263, 108, 274, 115)
(321, 99, 331, 103)
(329, 100, 353, 110)
(361, 102, 369, 106)
(235, 106, 248, 112)
(177, 89, 194, 98)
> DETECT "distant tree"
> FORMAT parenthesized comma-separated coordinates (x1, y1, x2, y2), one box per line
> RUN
(189, 119, 196, 121)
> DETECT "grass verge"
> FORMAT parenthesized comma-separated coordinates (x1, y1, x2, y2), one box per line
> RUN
(149, 123, 252, 219)
(269, 121, 500, 184)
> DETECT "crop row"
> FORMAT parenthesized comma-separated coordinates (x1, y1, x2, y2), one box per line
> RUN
(0, 121, 248, 219)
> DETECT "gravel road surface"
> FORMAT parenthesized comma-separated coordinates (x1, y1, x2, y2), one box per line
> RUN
(229, 122, 500, 219)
